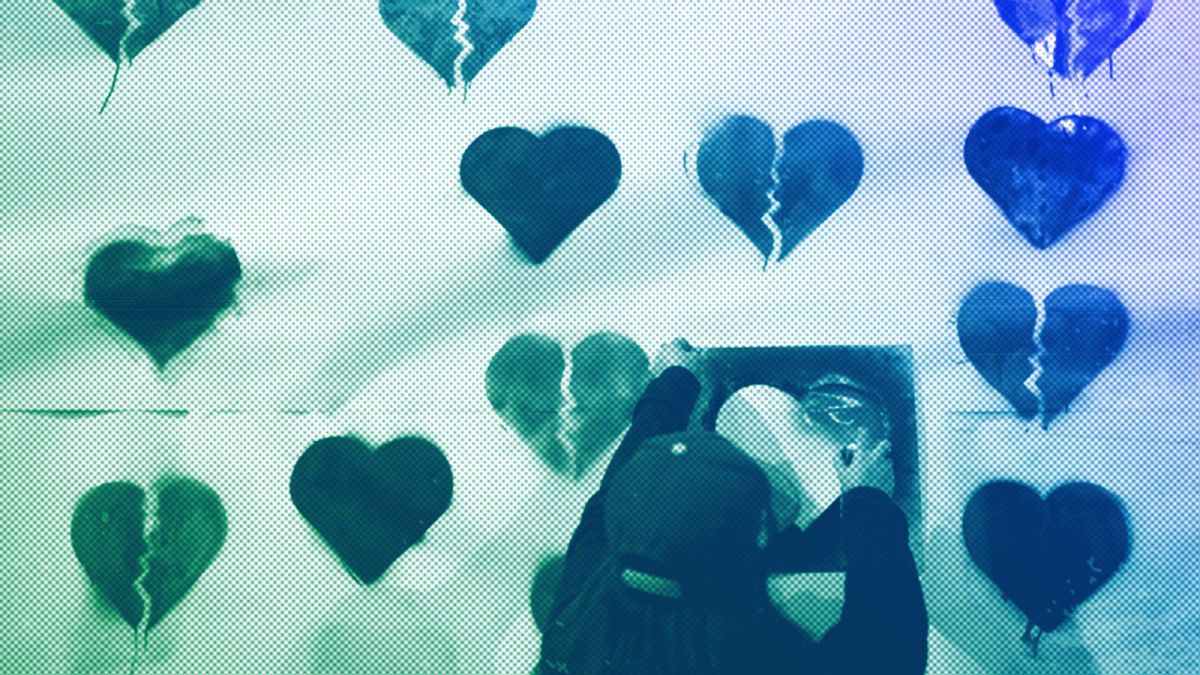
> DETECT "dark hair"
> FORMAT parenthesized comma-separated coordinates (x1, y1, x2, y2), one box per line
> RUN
(539, 552, 805, 675)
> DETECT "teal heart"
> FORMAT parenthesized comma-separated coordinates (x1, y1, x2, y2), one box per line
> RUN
(70, 478, 227, 630)
(53, 0, 202, 63)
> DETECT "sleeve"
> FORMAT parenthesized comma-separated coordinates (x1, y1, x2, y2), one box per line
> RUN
(549, 367, 702, 615)
(811, 487, 929, 675)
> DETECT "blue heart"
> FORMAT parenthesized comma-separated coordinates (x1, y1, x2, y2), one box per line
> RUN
(992, 0, 1153, 79)
(965, 107, 1126, 249)
(696, 116, 864, 264)
(957, 281, 1129, 428)
(290, 436, 454, 584)
(380, 0, 536, 88)
(963, 481, 1130, 653)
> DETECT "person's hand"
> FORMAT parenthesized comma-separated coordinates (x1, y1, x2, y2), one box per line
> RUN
(650, 338, 705, 377)
(835, 438, 895, 495)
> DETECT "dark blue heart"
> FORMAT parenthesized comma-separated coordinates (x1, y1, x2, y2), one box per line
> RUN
(1038, 284, 1130, 428)
(380, 0, 536, 88)
(697, 116, 863, 263)
(290, 436, 454, 584)
(964, 107, 1126, 249)
(461, 126, 621, 263)
(71, 478, 227, 630)
(963, 481, 1130, 648)
(83, 234, 242, 368)
(992, 0, 1153, 79)
(957, 282, 1040, 420)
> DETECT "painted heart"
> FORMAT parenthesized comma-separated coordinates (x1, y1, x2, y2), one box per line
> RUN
(696, 116, 864, 264)
(84, 233, 242, 368)
(485, 332, 649, 477)
(963, 480, 1130, 652)
(53, 0, 203, 63)
(1039, 284, 1131, 427)
(957, 282, 1041, 421)
(992, 0, 1153, 79)
(380, 0, 536, 89)
(71, 478, 227, 630)
(461, 126, 621, 263)
(290, 436, 454, 584)
(957, 281, 1129, 428)
(964, 107, 1126, 249)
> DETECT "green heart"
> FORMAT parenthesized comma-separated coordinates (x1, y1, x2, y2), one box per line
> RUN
(70, 477, 227, 630)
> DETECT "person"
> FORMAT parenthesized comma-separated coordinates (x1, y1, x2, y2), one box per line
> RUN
(537, 341, 927, 674)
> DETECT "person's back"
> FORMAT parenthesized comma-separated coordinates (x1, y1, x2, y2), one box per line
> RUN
(538, 343, 927, 675)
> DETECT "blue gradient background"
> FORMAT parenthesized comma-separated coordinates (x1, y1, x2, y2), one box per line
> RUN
(0, 0, 1197, 673)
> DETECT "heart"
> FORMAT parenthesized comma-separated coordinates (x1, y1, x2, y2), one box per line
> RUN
(957, 281, 1129, 428)
(963, 481, 1130, 647)
(696, 116, 864, 264)
(957, 282, 1041, 421)
(485, 332, 649, 477)
(290, 436, 454, 584)
(992, 0, 1153, 79)
(964, 107, 1126, 249)
(53, 0, 202, 63)
(1039, 284, 1131, 427)
(461, 126, 622, 263)
(70, 478, 227, 630)
(84, 233, 242, 368)
(380, 0, 536, 89)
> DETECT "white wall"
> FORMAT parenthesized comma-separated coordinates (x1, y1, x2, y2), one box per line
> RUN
(1, 0, 1198, 672)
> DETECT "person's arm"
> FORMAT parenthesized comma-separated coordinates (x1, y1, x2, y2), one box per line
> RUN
(814, 487, 928, 675)
(550, 366, 701, 616)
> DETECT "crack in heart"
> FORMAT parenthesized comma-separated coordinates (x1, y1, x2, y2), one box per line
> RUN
(486, 332, 649, 478)
(992, 0, 1153, 80)
(695, 116, 864, 266)
(957, 281, 1130, 429)
(380, 0, 535, 89)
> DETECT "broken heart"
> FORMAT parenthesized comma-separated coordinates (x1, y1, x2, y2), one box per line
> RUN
(53, 0, 202, 64)
(964, 107, 1127, 249)
(380, 0, 536, 89)
(485, 332, 650, 478)
(290, 436, 454, 585)
(461, 126, 621, 263)
(963, 480, 1130, 654)
(957, 281, 1130, 429)
(991, 0, 1153, 80)
(696, 116, 864, 265)
(70, 477, 227, 632)
(84, 226, 242, 368)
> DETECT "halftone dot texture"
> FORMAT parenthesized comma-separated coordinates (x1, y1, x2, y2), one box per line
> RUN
(1, 0, 1199, 672)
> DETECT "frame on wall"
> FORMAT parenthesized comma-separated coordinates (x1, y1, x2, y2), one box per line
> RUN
(694, 345, 922, 567)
